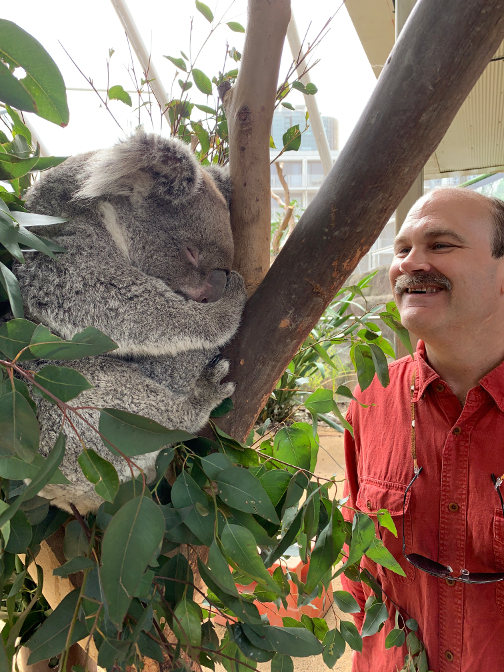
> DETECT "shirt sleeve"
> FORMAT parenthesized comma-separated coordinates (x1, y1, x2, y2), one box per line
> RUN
(340, 403, 366, 629)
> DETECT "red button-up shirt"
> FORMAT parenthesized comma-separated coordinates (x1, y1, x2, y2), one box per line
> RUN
(342, 341, 504, 672)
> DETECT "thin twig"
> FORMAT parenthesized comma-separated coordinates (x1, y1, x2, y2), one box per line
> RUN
(59, 42, 125, 132)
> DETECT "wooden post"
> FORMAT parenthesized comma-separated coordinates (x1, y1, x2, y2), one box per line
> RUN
(218, 0, 504, 441)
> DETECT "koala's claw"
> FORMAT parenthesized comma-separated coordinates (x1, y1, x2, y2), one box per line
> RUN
(205, 358, 230, 383)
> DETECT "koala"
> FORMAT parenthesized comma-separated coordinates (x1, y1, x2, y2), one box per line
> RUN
(14, 132, 247, 514)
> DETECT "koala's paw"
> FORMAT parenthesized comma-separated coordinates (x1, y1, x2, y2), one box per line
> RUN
(225, 271, 247, 302)
(191, 357, 235, 424)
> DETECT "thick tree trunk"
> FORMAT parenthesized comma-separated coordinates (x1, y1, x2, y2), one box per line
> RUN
(224, 0, 291, 296)
(220, 0, 504, 441)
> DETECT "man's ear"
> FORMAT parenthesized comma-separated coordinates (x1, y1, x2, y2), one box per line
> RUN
(74, 131, 202, 203)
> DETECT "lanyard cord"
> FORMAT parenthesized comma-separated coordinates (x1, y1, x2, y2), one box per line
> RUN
(410, 369, 419, 474)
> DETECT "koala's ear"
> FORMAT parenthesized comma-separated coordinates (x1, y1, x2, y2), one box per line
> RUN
(205, 165, 232, 208)
(74, 131, 202, 203)
(25, 153, 92, 217)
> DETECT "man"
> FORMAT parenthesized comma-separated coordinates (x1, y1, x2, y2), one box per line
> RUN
(341, 187, 504, 672)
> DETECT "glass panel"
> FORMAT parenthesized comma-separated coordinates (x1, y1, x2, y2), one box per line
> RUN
(307, 161, 324, 187)
(271, 162, 303, 187)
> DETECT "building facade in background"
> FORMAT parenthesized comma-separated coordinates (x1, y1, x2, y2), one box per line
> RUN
(270, 106, 339, 220)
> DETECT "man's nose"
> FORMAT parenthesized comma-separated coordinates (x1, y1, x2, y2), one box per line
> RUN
(398, 248, 431, 274)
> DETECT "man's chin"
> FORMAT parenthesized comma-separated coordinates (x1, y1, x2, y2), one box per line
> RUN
(396, 307, 436, 340)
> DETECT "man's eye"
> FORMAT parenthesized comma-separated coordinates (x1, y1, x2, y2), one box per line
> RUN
(433, 243, 452, 250)
(395, 247, 411, 256)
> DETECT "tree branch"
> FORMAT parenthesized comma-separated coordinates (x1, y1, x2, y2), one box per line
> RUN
(221, 0, 504, 440)
(224, 0, 292, 295)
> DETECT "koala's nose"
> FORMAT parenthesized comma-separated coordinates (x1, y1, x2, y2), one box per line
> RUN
(199, 269, 227, 303)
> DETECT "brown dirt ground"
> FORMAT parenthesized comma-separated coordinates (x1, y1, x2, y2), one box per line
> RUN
(216, 427, 353, 672)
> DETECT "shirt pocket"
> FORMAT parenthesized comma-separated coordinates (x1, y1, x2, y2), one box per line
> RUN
(356, 478, 415, 585)
(493, 508, 504, 613)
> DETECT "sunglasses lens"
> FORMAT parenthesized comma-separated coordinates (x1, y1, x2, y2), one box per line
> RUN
(464, 572, 504, 584)
(406, 553, 452, 577)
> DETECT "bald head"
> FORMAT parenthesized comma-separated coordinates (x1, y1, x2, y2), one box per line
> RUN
(406, 187, 504, 258)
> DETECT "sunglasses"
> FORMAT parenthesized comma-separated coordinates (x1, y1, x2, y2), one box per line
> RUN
(402, 467, 504, 584)
(401, 369, 504, 584)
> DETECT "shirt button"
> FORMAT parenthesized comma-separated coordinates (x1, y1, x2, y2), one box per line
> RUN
(453, 426, 462, 435)
(446, 579, 456, 586)
(366, 500, 372, 510)
(436, 383, 445, 392)
(448, 502, 459, 512)
(445, 651, 454, 662)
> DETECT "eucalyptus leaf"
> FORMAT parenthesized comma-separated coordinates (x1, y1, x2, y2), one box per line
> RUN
(192, 69, 212, 95)
(322, 628, 346, 668)
(0, 454, 70, 484)
(333, 590, 361, 614)
(53, 556, 94, 578)
(201, 452, 233, 480)
(0, 19, 68, 125)
(272, 427, 311, 473)
(29, 324, 118, 360)
(26, 589, 87, 664)
(171, 470, 214, 545)
(100, 407, 193, 457)
(264, 626, 323, 657)
(339, 621, 362, 652)
(195, 0, 214, 22)
(0, 390, 39, 462)
(78, 449, 119, 503)
(101, 496, 165, 626)
(173, 597, 201, 647)
(164, 55, 187, 71)
(0, 262, 23, 318)
(385, 628, 405, 649)
(108, 85, 132, 107)
(227, 22, 245, 32)
(365, 538, 406, 576)
(271, 654, 294, 672)
(221, 524, 282, 594)
(368, 343, 390, 387)
(282, 125, 301, 152)
(33, 365, 93, 403)
(305, 388, 333, 415)
(361, 601, 388, 637)
(216, 467, 279, 523)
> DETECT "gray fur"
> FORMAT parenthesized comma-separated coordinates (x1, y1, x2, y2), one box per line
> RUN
(15, 132, 246, 514)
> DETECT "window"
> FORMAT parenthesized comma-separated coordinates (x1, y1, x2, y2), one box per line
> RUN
(307, 161, 324, 187)
(271, 161, 303, 187)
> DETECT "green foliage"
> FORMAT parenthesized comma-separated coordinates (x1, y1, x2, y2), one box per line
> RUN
(0, 314, 418, 670)
(259, 271, 412, 427)
(0, 24, 70, 317)
(0, 20, 69, 125)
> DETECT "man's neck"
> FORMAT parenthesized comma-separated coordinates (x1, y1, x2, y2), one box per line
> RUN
(424, 340, 504, 406)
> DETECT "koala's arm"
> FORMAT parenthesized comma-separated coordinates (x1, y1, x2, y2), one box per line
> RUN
(16, 221, 246, 357)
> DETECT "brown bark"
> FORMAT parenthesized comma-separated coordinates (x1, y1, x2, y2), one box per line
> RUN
(224, 0, 292, 296)
(219, 0, 504, 441)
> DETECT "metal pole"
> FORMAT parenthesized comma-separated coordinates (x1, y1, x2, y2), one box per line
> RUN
(109, 0, 170, 114)
(286, 14, 333, 176)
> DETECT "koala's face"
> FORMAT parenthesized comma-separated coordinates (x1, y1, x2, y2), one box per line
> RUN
(127, 171, 234, 303)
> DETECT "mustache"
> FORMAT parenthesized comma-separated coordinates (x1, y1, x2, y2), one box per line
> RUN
(394, 272, 452, 294)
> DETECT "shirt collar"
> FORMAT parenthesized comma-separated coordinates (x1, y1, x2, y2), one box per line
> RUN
(413, 340, 504, 411)
(412, 340, 440, 401)
(479, 359, 504, 412)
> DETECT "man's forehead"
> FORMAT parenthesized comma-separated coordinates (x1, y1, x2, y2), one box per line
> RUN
(396, 190, 494, 243)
